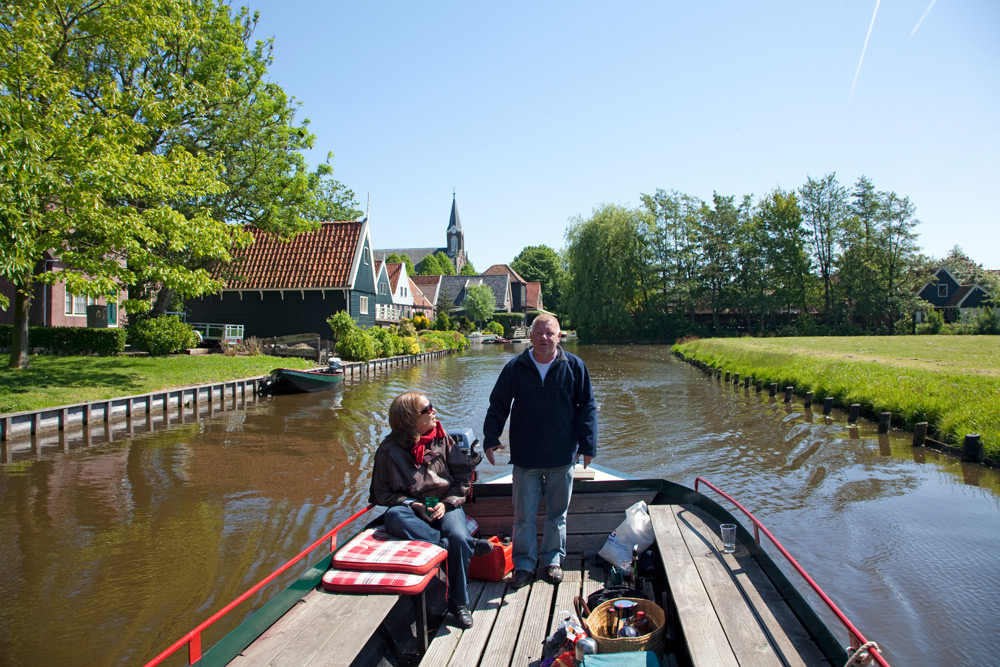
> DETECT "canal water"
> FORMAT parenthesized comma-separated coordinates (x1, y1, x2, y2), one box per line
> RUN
(1, 344, 998, 666)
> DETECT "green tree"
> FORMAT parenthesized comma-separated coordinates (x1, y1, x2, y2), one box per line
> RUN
(1, 0, 239, 368)
(563, 204, 651, 341)
(799, 173, 849, 324)
(459, 261, 477, 275)
(939, 246, 1000, 299)
(463, 282, 495, 326)
(755, 188, 812, 328)
(302, 160, 363, 222)
(511, 245, 565, 314)
(639, 190, 704, 324)
(326, 311, 356, 355)
(696, 193, 744, 332)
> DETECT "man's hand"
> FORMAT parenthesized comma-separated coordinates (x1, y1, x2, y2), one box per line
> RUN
(581, 455, 594, 469)
(484, 443, 505, 465)
(413, 501, 445, 522)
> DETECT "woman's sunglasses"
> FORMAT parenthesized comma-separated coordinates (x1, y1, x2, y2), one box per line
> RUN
(420, 402, 435, 415)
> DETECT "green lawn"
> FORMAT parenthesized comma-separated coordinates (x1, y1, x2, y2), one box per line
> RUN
(0, 354, 316, 414)
(673, 336, 1000, 459)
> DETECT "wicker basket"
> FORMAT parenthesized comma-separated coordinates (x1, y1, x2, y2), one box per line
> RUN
(583, 597, 667, 655)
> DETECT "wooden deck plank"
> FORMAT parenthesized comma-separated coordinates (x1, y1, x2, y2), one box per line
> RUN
(649, 504, 740, 667)
(229, 591, 336, 665)
(420, 580, 486, 667)
(548, 567, 583, 636)
(728, 547, 829, 666)
(671, 505, 784, 667)
(506, 577, 557, 667)
(441, 580, 508, 666)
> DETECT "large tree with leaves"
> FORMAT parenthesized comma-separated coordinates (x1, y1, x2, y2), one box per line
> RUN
(511, 244, 564, 314)
(563, 204, 652, 342)
(799, 173, 849, 323)
(463, 282, 495, 326)
(1, 0, 240, 368)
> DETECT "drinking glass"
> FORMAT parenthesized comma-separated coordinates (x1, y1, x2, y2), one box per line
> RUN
(720, 523, 737, 554)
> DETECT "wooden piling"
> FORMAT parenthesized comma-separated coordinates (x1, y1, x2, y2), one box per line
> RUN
(768, 383, 778, 397)
(962, 434, 984, 463)
(784, 386, 793, 403)
(724, 370, 731, 383)
(733, 372, 740, 385)
(804, 391, 814, 408)
(847, 404, 861, 423)
(877, 412, 891, 434)
(822, 397, 834, 415)
(913, 422, 928, 447)
(755, 380, 762, 394)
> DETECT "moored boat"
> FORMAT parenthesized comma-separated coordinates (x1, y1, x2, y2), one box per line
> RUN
(263, 358, 344, 395)
(142, 463, 889, 667)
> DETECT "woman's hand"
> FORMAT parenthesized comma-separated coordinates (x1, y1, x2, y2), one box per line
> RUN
(413, 500, 445, 522)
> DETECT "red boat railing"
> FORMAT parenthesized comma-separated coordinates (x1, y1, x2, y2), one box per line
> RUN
(694, 477, 889, 667)
(142, 503, 375, 667)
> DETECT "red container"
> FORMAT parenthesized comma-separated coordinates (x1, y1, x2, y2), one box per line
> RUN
(468, 536, 513, 581)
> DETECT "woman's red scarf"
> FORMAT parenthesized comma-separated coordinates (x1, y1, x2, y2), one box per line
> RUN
(411, 421, 445, 466)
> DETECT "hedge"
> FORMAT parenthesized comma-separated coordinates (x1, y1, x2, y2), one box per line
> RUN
(0, 324, 127, 356)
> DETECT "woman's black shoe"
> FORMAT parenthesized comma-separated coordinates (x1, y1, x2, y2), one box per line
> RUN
(449, 603, 474, 629)
(473, 538, 494, 557)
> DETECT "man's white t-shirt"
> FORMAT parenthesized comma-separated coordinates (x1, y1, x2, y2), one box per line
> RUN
(530, 349, 554, 382)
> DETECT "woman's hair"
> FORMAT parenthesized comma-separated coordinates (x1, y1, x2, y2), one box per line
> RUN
(388, 391, 427, 443)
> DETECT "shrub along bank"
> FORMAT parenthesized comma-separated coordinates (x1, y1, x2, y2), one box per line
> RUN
(673, 336, 1000, 460)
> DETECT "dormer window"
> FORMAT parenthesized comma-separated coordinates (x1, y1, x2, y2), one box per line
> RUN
(938, 284, 948, 298)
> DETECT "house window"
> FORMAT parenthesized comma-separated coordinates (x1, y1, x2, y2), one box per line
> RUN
(359, 296, 369, 314)
(107, 296, 119, 327)
(64, 292, 96, 315)
(938, 284, 948, 298)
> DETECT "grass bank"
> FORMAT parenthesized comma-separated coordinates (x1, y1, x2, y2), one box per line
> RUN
(0, 354, 316, 414)
(672, 336, 1000, 460)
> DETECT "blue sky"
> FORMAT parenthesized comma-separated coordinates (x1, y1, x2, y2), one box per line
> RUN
(240, 1, 999, 272)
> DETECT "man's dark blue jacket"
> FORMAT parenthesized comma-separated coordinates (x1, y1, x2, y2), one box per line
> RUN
(483, 346, 597, 468)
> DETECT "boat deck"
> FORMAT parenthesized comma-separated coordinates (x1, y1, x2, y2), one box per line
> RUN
(229, 483, 833, 667)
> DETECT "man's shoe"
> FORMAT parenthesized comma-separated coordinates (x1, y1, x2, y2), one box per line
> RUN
(510, 569, 534, 589)
(449, 603, 474, 629)
(473, 538, 494, 557)
(544, 565, 564, 584)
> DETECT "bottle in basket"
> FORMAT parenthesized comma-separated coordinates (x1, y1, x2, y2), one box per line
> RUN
(631, 610, 653, 635)
(616, 621, 638, 637)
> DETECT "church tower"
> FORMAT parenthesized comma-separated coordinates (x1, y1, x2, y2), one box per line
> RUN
(446, 192, 467, 272)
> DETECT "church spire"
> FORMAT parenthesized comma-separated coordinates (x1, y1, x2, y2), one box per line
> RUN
(448, 190, 462, 231)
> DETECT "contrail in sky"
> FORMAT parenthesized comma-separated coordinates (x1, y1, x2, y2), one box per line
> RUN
(910, 0, 938, 37)
(849, 0, 881, 105)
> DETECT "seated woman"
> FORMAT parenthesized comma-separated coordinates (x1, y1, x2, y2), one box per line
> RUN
(369, 391, 493, 629)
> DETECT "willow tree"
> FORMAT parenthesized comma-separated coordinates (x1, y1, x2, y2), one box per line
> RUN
(563, 204, 652, 342)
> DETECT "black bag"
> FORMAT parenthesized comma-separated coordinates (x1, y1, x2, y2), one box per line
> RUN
(586, 585, 648, 612)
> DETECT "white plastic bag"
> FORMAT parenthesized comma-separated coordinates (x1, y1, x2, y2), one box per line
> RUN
(597, 500, 654, 573)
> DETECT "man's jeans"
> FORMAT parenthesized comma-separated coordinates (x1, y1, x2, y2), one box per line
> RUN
(511, 464, 574, 572)
(383, 504, 474, 606)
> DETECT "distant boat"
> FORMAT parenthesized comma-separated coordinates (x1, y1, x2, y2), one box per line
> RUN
(263, 358, 345, 395)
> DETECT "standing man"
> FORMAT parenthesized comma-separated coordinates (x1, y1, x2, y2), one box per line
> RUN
(483, 314, 597, 588)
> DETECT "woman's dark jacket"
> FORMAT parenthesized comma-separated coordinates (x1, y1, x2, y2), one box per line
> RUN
(483, 345, 598, 468)
(368, 426, 473, 509)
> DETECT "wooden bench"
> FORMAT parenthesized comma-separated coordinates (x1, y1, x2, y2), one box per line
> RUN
(649, 503, 828, 667)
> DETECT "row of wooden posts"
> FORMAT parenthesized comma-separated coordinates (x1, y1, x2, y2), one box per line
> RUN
(675, 352, 987, 465)
(0, 348, 456, 443)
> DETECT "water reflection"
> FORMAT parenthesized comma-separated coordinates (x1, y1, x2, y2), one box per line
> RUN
(1, 345, 998, 666)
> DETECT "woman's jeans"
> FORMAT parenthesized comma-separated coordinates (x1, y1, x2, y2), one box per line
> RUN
(511, 464, 574, 572)
(383, 504, 474, 606)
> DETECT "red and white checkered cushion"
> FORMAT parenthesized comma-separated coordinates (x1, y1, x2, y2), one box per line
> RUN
(321, 567, 438, 595)
(332, 528, 447, 575)
(466, 516, 479, 536)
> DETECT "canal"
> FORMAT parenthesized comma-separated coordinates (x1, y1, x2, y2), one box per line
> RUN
(1, 344, 998, 666)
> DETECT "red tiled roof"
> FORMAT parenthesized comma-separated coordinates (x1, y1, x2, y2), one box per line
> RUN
(409, 278, 433, 309)
(484, 264, 527, 283)
(526, 282, 542, 310)
(225, 222, 363, 289)
(386, 263, 403, 292)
